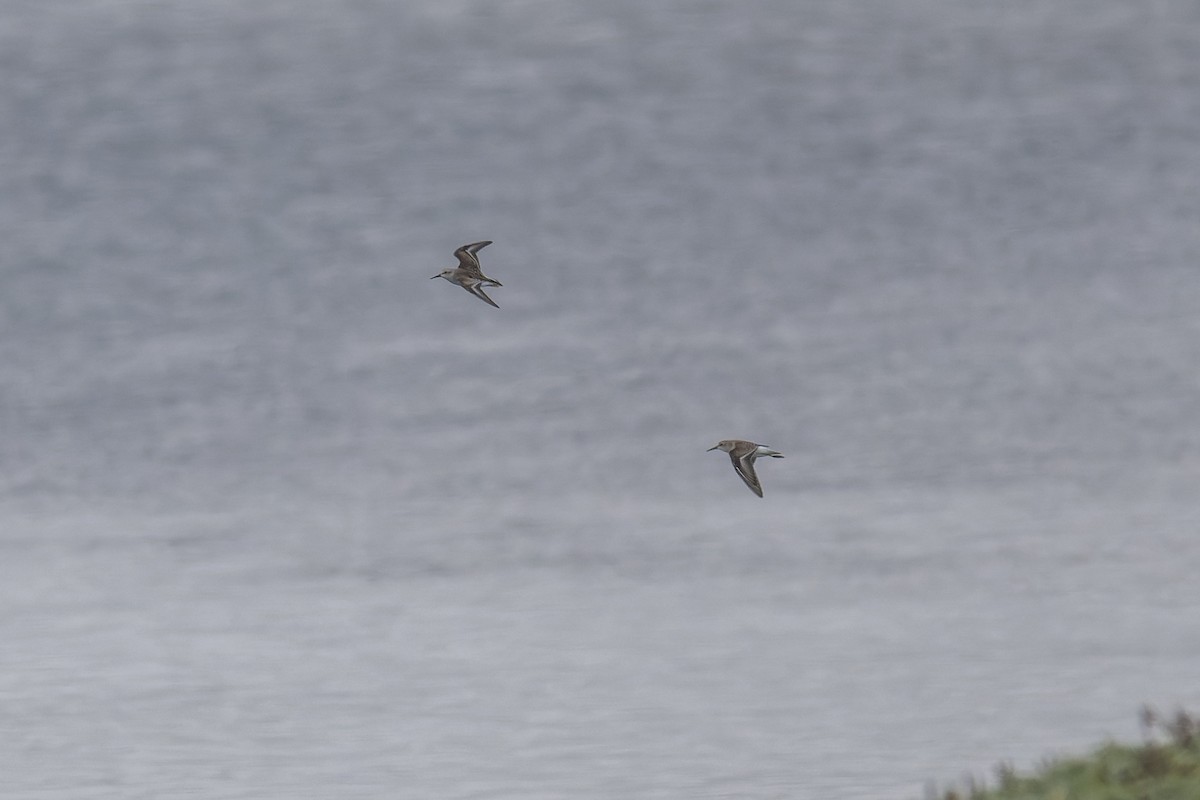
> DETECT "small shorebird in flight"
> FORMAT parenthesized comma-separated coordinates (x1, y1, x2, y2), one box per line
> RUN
(431, 240, 503, 308)
(707, 440, 784, 497)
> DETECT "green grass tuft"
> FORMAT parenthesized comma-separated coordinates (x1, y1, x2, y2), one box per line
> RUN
(925, 706, 1200, 800)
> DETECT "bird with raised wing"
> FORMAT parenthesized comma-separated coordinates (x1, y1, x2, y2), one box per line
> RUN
(431, 240, 504, 308)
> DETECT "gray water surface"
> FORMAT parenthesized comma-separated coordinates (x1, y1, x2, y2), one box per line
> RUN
(2, 2, 1199, 798)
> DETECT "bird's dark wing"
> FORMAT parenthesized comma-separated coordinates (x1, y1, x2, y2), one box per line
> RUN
(731, 452, 763, 497)
(466, 282, 500, 308)
(453, 241, 493, 273)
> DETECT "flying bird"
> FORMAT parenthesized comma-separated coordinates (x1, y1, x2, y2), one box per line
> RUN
(431, 240, 503, 308)
(706, 439, 784, 497)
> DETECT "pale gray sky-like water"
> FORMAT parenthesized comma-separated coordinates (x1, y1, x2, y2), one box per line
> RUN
(1, 2, 1198, 798)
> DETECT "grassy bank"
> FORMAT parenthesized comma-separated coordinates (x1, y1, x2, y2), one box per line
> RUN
(928, 707, 1200, 800)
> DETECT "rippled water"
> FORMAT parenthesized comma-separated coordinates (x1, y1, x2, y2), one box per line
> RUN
(2, 2, 1199, 798)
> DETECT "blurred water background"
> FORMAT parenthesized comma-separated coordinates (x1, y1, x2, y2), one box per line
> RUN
(1, 1, 1199, 798)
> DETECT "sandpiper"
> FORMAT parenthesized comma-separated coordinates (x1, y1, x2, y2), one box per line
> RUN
(431, 240, 504, 308)
(706, 440, 784, 497)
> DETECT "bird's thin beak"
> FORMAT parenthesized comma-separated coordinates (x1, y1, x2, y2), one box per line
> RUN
(430, 275, 440, 279)
(706, 445, 718, 451)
